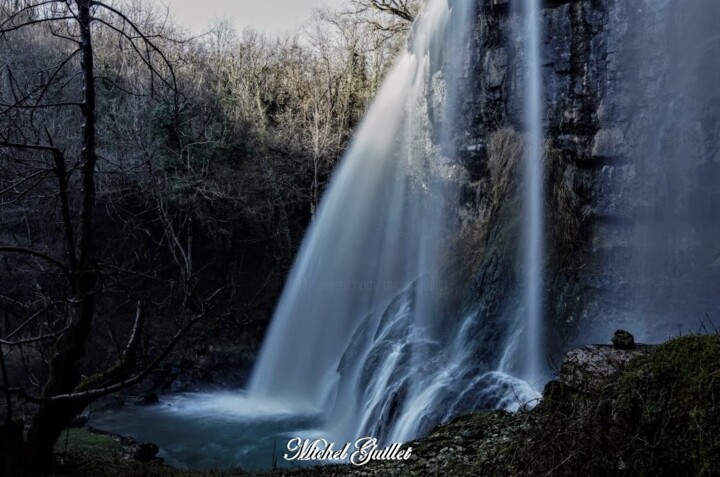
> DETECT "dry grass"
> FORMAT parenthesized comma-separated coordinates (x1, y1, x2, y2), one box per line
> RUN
(449, 129, 583, 280)
(504, 334, 720, 477)
(450, 128, 524, 279)
(544, 144, 582, 268)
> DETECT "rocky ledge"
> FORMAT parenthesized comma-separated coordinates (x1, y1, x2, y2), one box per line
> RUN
(553, 329, 652, 394)
(264, 332, 720, 477)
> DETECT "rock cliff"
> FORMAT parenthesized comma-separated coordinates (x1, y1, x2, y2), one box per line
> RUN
(453, 0, 720, 366)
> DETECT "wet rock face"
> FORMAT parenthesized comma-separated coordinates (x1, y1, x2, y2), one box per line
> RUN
(457, 0, 720, 354)
(455, 0, 616, 363)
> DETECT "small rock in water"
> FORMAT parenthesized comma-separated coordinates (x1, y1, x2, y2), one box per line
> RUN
(133, 442, 161, 462)
(138, 392, 160, 405)
(69, 415, 88, 428)
(612, 330, 635, 350)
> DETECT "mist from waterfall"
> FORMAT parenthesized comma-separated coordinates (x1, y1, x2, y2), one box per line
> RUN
(628, 0, 720, 341)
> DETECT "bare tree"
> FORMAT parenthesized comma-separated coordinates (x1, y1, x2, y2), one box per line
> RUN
(0, 1, 216, 474)
(346, 0, 422, 40)
(354, 0, 419, 23)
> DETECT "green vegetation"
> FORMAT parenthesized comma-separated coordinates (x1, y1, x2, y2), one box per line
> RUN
(53, 428, 246, 477)
(54, 429, 124, 457)
(609, 335, 720, 475)
(494, 334, 720, 477)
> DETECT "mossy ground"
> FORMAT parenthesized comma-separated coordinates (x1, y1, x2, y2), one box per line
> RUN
(506, 334, 720, 477)
(51, 428, 248, 477)
(49, 334, 720, 477)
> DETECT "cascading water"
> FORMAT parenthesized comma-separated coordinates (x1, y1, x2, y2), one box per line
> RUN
(248, 0, 538, 445)
(520, 0, 545, 387)
(88, 1, 720, 471)
(248, 0, 472, 410)
(491, 0, 547, 394)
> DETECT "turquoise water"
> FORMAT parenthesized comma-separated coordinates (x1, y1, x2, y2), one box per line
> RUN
(91, 392, 320, 472)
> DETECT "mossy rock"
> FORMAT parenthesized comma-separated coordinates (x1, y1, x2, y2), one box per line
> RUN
(612, 329, 635, 350)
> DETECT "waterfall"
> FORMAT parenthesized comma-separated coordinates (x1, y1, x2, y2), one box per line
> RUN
(246, 0, 542, 446)
(248, 0, 479, 441)
(521, 0, 545, 386)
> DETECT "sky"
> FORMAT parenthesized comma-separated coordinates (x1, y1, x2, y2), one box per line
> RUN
(163, 0, 346, 34)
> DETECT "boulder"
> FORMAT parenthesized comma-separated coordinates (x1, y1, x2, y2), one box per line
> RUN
(133, 442, 160, 462)
(69, 415, 88, 428)
(611, 329, 635, 350)
(558, 333, 648, 393)
(138, 392, 159, 406)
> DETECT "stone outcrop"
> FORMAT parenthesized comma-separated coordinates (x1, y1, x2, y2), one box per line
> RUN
(611, 329, 635, 350)
(558, 345, 648, 393)
(132, 442, 161, 463)
(549, 330, 644, 396)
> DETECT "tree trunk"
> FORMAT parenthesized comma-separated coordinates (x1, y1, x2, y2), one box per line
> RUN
(0, 419, 25, 475)
(23, 1, 98, 473)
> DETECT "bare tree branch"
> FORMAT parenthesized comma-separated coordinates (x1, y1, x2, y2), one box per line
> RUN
(0, 0, 67, 30)
(0, 168, 52, 195)
(0, 323, 71, 346)
(366, 0, 416, 22)
(0, 289, 221, 404)
(2, 301, 65, 340)
(91, 1, 179, 99)
(0, 140, 61, 153)
(0, 16, 75, 35)
(0, 246, 69, 274)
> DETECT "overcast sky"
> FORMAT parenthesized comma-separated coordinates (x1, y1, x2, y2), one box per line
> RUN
(164, 0, 346, 34)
